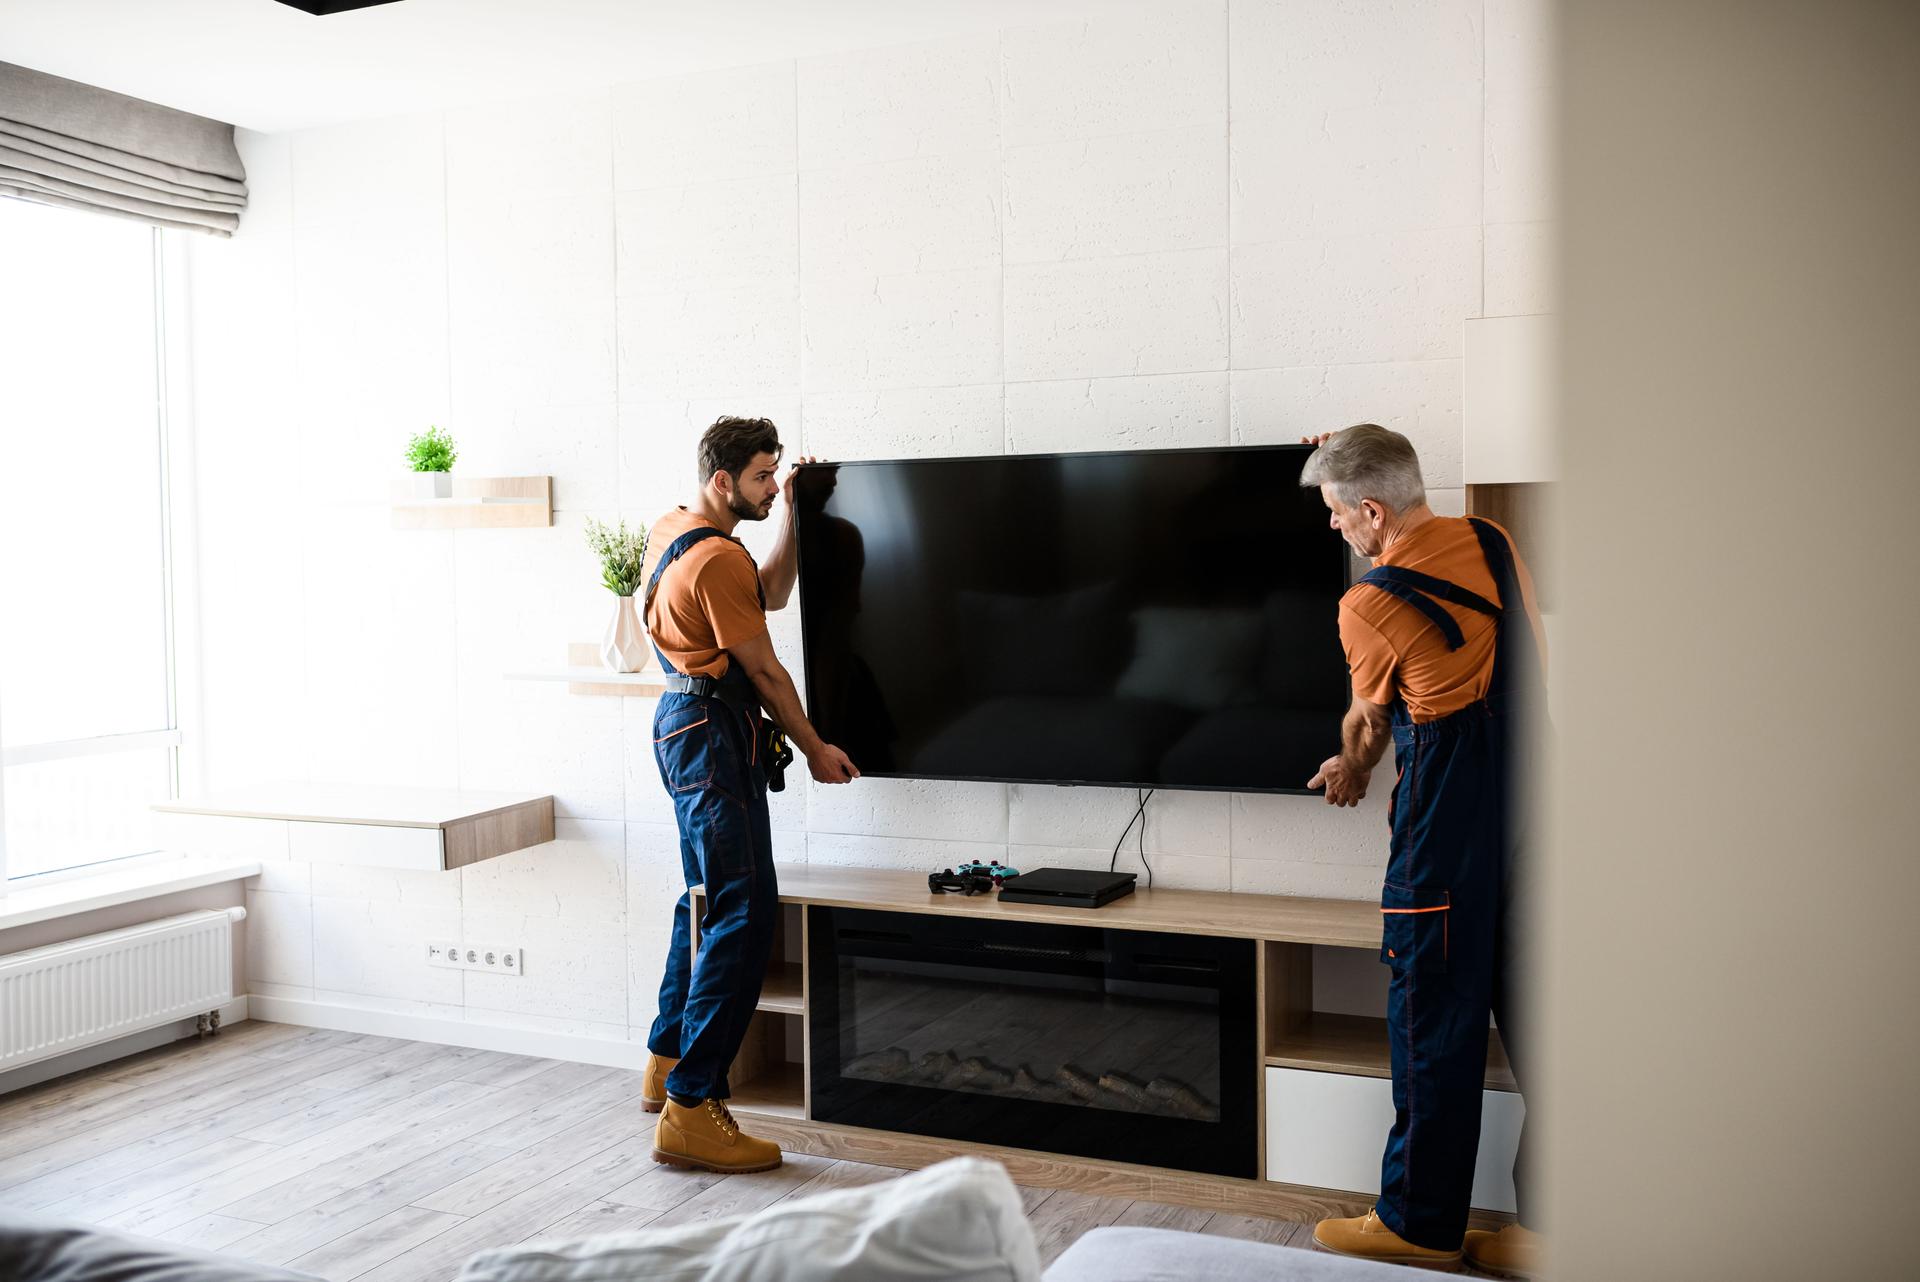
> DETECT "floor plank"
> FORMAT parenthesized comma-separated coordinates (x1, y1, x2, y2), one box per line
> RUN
(0, 1079, 331, 1210)
(415, 1098, 657, 1217)
(599, 1159, 727, 1214)
(97, 1078, 499, 1236)
(151, 1212, 269, 1252)
(1024, 1189, 1132, 1269)
(0, 1067, 142, 1129)
(221, 1138, 505, 1269)
(354, 1136, 662, 1282)
(214, 1083, 552, 1224)
(451, 1052, 569, 1090)
(1201, 1210, 1306, 1246)
(1015, 1183, 1057, 1214)
(285, 1204, 466, 1281)
(39, 1134, 282, 1223)
(1108, 1198, 1216, 1233)
(0, 1041, 372, 1172)
(526, 1199, 668, 1242)
(458, 1065, 638, 1152)
(772, 1158, 903, 1203)
(639, 1153, 834, 1232)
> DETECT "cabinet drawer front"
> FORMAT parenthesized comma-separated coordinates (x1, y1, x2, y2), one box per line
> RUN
(1264, 1067, 1524, 1213)
(289, 821, 444, 871)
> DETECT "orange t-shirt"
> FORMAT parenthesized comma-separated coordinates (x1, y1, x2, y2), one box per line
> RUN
(1339, 517, 1546, 723)
(640, 508, 768, 679)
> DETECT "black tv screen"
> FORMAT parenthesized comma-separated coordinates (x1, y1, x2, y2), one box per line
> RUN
(792, 445, 1350, 794)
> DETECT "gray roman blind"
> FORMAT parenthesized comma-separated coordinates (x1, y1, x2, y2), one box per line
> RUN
(0, 61, 246, 236)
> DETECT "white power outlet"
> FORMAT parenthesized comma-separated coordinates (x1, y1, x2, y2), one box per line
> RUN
(425, 940, 523, 976)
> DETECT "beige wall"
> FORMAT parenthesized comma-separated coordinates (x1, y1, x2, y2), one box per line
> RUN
(1544, 2, 1919, 1276)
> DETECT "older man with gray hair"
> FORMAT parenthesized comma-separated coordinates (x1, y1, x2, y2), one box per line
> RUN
(1297, 424, 1547, 1277)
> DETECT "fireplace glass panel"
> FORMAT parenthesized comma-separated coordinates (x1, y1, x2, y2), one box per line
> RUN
(808, 906, 1257, 1178)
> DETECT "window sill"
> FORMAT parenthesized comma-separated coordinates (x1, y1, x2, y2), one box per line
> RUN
(0, 855, 260, 932)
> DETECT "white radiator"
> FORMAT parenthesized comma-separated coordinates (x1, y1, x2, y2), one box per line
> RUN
(0, 907, 246, 1071)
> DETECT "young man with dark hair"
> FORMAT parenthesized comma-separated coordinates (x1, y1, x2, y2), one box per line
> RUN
(640, 416, 859, 1174)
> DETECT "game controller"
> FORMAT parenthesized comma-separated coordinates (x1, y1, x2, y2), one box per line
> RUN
(954, 861, 1020, 885)
(928, 862, 1020, 896)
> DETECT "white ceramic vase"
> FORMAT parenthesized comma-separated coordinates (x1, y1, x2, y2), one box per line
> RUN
(406, 471, 453, 499)
(601, 595, 647, 673)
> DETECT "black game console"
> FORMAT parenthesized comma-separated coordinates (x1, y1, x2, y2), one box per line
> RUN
(996, 867, 1137, 909)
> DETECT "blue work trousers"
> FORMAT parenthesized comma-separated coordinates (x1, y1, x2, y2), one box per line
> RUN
(1376, 698, 1533, 1250)
(646, 692, 778, 1102)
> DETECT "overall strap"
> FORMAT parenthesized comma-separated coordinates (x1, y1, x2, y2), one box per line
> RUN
(1356, 567, 1473, 651)
(643, 526, 766, 677)
(1363, 564, 1500, 618)
(1465, 517, 1541, 700)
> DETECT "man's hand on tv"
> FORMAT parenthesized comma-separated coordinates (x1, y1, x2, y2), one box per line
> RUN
(781, 455, 823, 507)
(1299, 433, 1336, 448)
(810, 742, 860, 784)
(1308, 754, 1369, 807)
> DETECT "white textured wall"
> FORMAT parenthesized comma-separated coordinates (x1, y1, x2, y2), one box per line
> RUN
(185, 0, 1552, 1042)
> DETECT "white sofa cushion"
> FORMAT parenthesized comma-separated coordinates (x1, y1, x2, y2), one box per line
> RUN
(454, 1156, 1041, 1282)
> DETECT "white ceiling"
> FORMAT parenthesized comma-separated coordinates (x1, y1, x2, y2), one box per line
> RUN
(0, 0, 1116, 133)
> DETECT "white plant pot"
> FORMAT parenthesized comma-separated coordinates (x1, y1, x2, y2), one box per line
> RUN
(406, 472, 453, 499)
(601, 595, 648, 673)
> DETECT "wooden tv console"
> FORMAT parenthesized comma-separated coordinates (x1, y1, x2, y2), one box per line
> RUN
(695, 864, 1517, 1229)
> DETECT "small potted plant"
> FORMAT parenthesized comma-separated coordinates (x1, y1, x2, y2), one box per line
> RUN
(403, 425, 458, 499)
(585, 517, 650, 673)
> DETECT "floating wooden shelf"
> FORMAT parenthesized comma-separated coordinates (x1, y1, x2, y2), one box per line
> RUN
(153, 784, 554, 873)
(506, 643, 669, 697)
(390, 476, 552, 529)
(1265, 1012, 1516, 1093)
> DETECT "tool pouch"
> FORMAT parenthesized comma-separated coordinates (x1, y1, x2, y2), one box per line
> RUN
(763, 717, 795, 792)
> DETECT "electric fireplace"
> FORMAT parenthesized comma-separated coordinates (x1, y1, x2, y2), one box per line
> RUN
(807, 905, 1258, 1178)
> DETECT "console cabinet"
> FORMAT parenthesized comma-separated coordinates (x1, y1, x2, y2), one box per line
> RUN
(691, 863, 1519, 1228)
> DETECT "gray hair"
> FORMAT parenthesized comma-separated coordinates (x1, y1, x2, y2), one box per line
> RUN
(1298, 423, 1428, 511)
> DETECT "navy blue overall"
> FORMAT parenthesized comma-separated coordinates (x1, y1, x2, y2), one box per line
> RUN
(1361, 517, 1540, 1249)
(643, 527, 778, 1104)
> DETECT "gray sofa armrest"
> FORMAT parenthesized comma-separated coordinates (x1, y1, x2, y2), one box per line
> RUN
(0, 1211, 322, 1282)
(1042, 1227, 1410, 1282)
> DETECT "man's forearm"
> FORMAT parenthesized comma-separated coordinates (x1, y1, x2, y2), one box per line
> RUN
(760, 509, 799, 608)
(1341, 707, 1391, 773)
(744, 659, 824, 757)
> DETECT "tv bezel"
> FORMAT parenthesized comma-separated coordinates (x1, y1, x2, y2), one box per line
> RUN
(790, 442, 1352, 796)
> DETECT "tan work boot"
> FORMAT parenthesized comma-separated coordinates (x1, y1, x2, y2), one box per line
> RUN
(651, 1098, 782, 1174)
(1313, 1209, 1462, 1271)
(641, 1053, 678, 1114)
(1464, 1225, 1544, 1278)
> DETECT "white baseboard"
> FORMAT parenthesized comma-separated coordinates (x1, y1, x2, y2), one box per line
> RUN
(247, 994, 649, 1071)
(0, 996, 251, 1097)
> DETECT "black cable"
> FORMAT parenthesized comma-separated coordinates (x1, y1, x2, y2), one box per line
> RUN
(1109, 788, 1156, 888)
(1138, 787, 1153, 888)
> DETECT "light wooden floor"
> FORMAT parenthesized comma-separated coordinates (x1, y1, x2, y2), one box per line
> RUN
(0, 1021, 1457, 1279)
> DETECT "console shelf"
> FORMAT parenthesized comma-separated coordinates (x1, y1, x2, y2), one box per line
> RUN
(732, 1060, 805, 1119)
(1265, 1012, 1516, 1092)
(757, 962, 804, 1014)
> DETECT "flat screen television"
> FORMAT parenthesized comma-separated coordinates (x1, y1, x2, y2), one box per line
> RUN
(791, 445, 1350, 794)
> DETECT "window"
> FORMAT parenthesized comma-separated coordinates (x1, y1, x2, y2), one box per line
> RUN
(0, 199, 180, 882)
